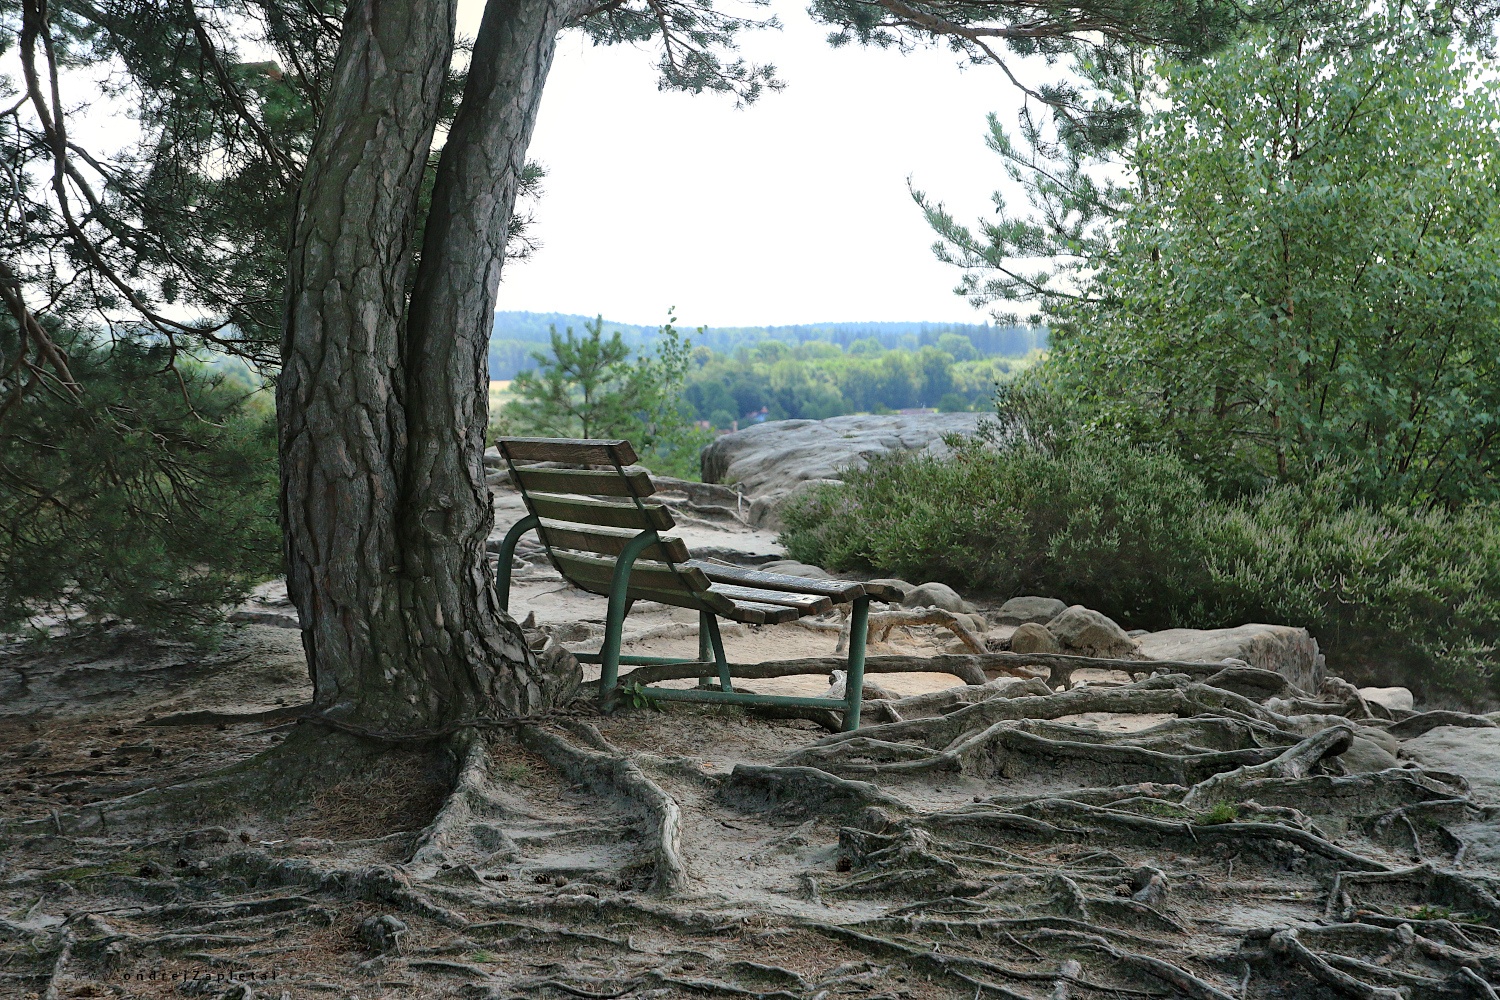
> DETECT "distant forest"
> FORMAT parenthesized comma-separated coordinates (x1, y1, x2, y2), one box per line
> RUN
(489, 311, 1048, 380)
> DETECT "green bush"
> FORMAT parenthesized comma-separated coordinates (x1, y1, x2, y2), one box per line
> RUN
(781, 439, 1500, 701)
(0, 337, 282, 641)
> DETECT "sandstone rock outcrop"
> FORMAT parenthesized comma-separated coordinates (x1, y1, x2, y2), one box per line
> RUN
(701, 413, 985, 495)
(1135, 624, 1324, 694)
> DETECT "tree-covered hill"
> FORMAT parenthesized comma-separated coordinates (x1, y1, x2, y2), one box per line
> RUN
(489, 311, 1047, 378)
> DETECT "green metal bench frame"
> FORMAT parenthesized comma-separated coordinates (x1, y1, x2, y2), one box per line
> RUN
(493, 436, 881, 731)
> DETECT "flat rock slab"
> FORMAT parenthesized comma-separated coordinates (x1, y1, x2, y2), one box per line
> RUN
(701, 413, 986, 496)
(1135, 624, 1324, 693)
(1403, 726, 1500, 805)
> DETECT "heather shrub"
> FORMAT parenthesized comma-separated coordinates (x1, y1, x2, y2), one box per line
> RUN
(781, 439, 1500, 701)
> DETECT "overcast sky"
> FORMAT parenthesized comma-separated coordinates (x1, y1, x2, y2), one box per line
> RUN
(457, 0, 1034, 328)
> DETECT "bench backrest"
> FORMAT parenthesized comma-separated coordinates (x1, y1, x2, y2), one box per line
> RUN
(495, 437, 734, 615)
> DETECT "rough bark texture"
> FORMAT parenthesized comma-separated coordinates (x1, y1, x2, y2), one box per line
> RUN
(279, 0, 577, 728)
(398, 0, 582, 719)
(279, 0, 456, 726)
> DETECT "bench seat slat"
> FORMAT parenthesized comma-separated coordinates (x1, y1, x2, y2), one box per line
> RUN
(707, 584, 833, 614)
(718, 600, 801, 625)
(539, 520, 689, 563)
(684, 562, 903, 603)
(498, 437, 638, 465)
(561, 576, 794, 625)
(568, 578, 739, 617)
(528, 493, 675, 531)
(548, 553, 799, 625)
(512, 467, 655, 498)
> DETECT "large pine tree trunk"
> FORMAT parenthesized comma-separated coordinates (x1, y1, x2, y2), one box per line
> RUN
(399, 0, 578, 719)
(279, 0, 575, 730)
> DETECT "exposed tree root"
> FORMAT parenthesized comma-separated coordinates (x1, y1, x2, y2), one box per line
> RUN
(865, 609, 989, 654)
(518, 723, 689, 895)
(1389, 711, 1500, 740)
(605, 653, 991, 690)
(1180, 725, 1354, 809)
(140, 704, 314, 727)
(4, 669, 1498, 998)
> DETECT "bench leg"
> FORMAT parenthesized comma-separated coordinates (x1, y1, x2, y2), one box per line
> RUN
(702, 613, 731, 692)
(843, 597, 870, 732)
(697, 611, 714, 689)
(494, 514, 538, 615)
(599, 591, 628, 711)
(598, 530, 657, 711)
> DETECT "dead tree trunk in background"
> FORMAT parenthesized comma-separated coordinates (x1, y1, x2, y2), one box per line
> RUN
(279, 0, 576, 730)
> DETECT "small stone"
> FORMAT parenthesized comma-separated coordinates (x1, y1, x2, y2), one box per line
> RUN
(904, 582, 969, 613)
(358, 914, 407, 954)
(1046, 605, 1140, 659)
(957, 612, 988, 634)
(997, 596, 1068, 626)
(868, 578, 915, 601)
(181, 826, 233, 849)
(1010, 622, 1060, 655)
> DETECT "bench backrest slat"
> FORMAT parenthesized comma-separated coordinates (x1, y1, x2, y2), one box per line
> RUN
(527, 493, 674, 531)
(499, 437, 638, 465)
(511, 467, 655, 498)
(538, 520, 690, 563)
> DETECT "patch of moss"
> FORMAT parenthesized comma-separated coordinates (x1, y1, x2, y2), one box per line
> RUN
(1197, 803, 1239, 825)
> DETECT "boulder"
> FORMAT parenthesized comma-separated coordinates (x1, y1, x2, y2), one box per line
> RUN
(1046, 606, 1139, 659)
(1403, 726, 1500, 805)
(904, 582, 971, 614)
(700, 413, 987, 496)
(1010, 622, 1060, 655)
(1134, 624, 1324, 695)
(1358, 686, 1415, 713)
(997, 596, 1068, 626)
(1340, 736, 1401, 774)
(759, 560, 833, 580)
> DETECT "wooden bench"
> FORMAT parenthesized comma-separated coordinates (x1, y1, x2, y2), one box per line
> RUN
(492, 436, 900, 730)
